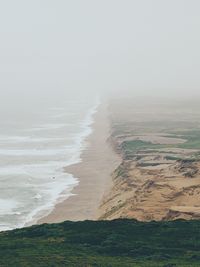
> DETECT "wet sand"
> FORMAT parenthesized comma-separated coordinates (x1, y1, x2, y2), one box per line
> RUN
(38, 103, 120, 223)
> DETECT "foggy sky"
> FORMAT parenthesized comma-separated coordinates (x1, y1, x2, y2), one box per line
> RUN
(0, 0, 200, 98)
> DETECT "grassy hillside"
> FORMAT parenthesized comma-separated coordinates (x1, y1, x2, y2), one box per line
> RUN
(1, 219, 200, 266)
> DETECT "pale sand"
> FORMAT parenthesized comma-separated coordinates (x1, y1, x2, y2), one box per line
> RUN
(38, 103, 120, 223)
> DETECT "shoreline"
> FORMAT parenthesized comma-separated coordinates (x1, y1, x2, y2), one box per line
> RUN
(38, 102, 120, 223)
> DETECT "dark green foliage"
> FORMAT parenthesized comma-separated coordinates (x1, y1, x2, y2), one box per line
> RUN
(137, 162, 163, 167)
(164, 156, 183, 161)
(1, 219, 200, 266)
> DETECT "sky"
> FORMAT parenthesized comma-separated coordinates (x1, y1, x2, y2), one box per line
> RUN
(0, 0, 200, 99)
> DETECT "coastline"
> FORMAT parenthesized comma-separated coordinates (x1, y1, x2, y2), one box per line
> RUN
(38, 102, 120, 223)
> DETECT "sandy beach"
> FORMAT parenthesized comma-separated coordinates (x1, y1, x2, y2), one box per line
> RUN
(38, 102, 120, 224)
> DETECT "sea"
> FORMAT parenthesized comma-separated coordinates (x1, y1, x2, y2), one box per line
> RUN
(0, 90, 99, 231)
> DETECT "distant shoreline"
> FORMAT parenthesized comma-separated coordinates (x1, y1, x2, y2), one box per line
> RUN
(37, 102, 120, 224)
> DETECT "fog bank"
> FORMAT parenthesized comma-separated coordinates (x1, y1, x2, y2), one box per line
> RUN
(0, 1, 200, 99)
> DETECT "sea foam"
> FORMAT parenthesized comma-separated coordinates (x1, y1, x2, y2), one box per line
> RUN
(0, 97, 99, 231)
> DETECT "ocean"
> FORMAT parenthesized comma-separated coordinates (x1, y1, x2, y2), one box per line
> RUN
(0, 90, 99, 231)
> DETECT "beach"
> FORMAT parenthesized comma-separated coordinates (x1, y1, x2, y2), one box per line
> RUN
(38, 102, 120, 223)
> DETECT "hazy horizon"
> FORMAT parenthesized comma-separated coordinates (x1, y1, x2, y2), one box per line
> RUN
(0, 0, 200, 99)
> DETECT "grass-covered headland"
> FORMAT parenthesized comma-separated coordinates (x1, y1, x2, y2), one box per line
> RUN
(1, 220, 200, 266)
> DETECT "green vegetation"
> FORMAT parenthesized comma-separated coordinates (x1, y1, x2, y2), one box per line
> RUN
(137, 162, 164, 167)
(164, 155, 184, 161)
(115, 164, 128, 178)
(163, 130, 200, 150)
(177, 130, 200, 150)
(121, 140, 166, 158)
(120, 130, 200, 159)
(1, 219, 200, 266)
